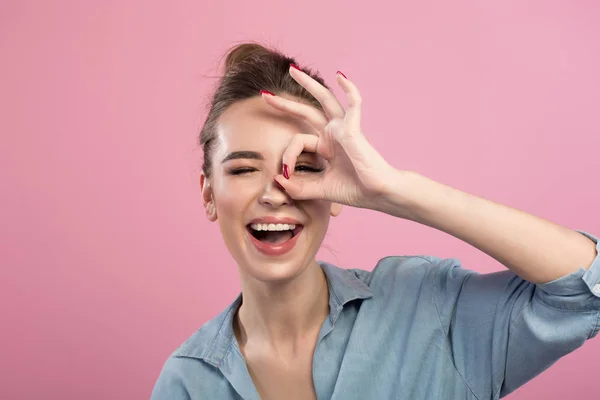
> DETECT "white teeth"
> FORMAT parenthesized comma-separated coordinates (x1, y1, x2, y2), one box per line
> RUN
(250, 223, 296, 231)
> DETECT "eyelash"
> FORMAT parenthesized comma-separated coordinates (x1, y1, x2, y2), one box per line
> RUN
(295, 165, 324, 173)
(229, 168, 256, 175)
(229, 165, 324, 175)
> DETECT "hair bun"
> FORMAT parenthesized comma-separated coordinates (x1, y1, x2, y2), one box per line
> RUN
(224, 43, 274, 74)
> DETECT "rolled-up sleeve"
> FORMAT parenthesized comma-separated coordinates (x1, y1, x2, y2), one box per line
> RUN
(434, 230, 600, 399)
(547, 230, 600, 303)
(531, 230, 600, 313)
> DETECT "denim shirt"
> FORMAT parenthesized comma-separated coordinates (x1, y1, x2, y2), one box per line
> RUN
(151, 231, 600, 400)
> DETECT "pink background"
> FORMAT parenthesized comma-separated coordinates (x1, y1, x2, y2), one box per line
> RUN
(1, 0, 599, 399)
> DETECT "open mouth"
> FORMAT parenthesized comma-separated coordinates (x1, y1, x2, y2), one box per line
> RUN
(246, 223, 303, 244)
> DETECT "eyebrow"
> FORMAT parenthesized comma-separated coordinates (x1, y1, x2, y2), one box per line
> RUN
(221, 151, 264, 163)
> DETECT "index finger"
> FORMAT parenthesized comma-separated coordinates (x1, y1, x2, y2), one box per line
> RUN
(289, 64, 345, 120)
(281, 133, 323, 180)
(261, 92, 328, 130)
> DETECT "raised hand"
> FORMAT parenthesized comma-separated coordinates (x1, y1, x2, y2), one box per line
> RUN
(261, 66, 395, 210)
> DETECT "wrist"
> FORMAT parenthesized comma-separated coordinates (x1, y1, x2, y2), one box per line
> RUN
(374, 169, 429, 220)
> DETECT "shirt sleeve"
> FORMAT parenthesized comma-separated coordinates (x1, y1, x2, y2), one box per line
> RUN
(433, 230, 600, 399)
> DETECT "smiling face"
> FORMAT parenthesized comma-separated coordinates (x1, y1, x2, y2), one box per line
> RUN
(201, 96, 341, 283)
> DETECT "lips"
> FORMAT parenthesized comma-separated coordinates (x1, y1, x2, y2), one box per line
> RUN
(245, 217, 304, 256)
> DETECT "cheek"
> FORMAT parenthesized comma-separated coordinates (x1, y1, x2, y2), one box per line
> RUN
(304, 201, 333, 226)
(213, 176, 259, 219)
(214, 188, 248, 247)
(216, 190, 243, 219)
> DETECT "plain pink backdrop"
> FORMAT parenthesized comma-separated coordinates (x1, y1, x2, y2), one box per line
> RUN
(1, 0, 599, 399)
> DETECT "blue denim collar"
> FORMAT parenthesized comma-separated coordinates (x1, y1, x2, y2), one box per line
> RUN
(174, 261, 373, 366)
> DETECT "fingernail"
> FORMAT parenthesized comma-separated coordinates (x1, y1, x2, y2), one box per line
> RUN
(274, 179, 286, 192)
(336, 70, 348, 79)
(290, 63, 301, 71)
(260, 89, 275, 96)
(283, 164, 290, 179)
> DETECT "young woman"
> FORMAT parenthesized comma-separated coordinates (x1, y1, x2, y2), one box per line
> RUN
(151, 43, 600, 400)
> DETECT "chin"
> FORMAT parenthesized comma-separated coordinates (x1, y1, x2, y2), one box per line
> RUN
(228, 227, 319, 284)
(243, 259, 309, 283)
(242, 247, 314, 285)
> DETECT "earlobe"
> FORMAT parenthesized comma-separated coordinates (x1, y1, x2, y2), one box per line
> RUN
(200, 173, 218, 222)
(206, 202, 218, 222)
(330, 202, 343, 217)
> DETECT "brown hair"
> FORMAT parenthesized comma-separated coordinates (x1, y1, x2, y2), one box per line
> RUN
(199, 43, 328, 178)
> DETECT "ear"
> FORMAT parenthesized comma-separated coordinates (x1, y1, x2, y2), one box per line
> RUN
(329, 202, 343, 217)
(200, 172, 218, 222)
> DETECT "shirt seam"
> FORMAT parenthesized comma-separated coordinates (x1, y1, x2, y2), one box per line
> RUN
(491, 297, 598, 398)
(533, 288, 600, 312)
(490, 282, 600, 397)
(491, 296, 528, 399)
(590, 312, 600, 340)
(327, 275, 343, 323)
(204, 303, 238, 367)
(430, 259, 482, 400)
(216, 329, 238, 369)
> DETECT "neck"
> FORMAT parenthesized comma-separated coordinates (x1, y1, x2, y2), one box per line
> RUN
(236, 261, 329, 346)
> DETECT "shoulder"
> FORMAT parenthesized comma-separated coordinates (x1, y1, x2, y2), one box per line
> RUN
(171, 319, 224, 361)
(345, 255, 478, 314)
(162, 312, 229, 371)
(173, 295, 241, 363)
(353, 254, 472, 291)
(151, 349, 223, 399)
(151, 297, 241, 398)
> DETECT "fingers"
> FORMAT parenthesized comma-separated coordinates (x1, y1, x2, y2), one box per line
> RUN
(261, 67, 363, 138)
(261, 93, 328, 130)
(336, 72, 362, 137)
(271, 132, 328, 201)
(273, 174, 324, 201)
(289, 65, 345, 120)
(281, 133, 322, 177)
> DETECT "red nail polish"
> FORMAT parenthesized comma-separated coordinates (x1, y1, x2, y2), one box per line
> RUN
(283, 164, 290, 179)
(274, 179, 286, 192)
(260, 89, 275, 96)
(336, 70, 348, 79)
(290, 63, 301, 71)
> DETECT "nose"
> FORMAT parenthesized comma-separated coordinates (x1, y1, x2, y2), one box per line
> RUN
(258, 179, 293, 208)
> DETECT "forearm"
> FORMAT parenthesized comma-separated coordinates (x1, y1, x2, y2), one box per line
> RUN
(378, 170, 597, 283)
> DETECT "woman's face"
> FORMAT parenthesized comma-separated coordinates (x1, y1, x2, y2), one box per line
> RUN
(201, 96, 341, 283)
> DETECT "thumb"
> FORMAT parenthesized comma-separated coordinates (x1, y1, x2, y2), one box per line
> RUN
(274, 175, 324, 201)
